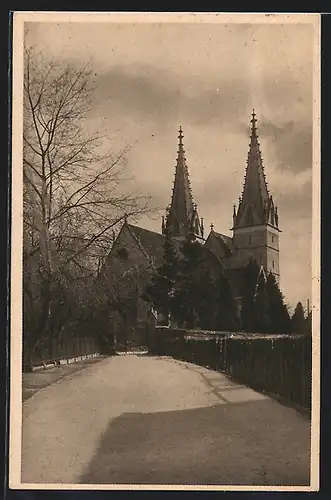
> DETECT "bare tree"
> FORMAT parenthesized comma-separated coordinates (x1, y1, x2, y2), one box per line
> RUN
(22, 44, 153, 369)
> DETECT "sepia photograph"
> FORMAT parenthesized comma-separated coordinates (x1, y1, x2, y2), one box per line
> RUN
(10, 12, 320, 491)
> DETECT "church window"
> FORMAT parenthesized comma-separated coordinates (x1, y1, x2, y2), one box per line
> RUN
(272, 260, 275, 268)
(272, 235, 275, 243)
(248, 235, 252, 245)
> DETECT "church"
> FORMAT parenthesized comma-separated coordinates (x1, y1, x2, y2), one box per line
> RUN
(100, 111, 281, 341)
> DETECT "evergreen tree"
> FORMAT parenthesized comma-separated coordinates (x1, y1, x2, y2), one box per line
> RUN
(172, 232, 205, 328)
(266, 272, 291, 333)
(193, 268, 218, 331)
(291, 301, 307, 334)
(142, 225, 179, 324)
(240, 258, 260, 332)
(214, 274, 239, 332)
(254, 268, 272, 333)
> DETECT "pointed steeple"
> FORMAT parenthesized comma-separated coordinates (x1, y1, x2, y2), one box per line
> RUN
(164, 127, 204, 240)
(234, 110, 279, 230)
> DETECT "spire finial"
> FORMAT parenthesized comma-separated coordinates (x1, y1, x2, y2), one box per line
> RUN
(210, 222, 214, 231)
(178, 126, 184, 147)
(251, 109, 257, 134)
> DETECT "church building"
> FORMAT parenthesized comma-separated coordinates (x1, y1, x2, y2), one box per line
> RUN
(100, 111, 280, 340)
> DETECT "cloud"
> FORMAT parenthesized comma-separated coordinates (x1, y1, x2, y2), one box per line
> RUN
(91, 63, 312, 175)
(91, 65, 252, 131)
(92, 66, 181, 123)
(277, 176, 312, 226)
(259, 120, 312, 174)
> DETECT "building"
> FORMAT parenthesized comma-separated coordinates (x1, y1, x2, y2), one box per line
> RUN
(100, 111, 280, 342)
(204, 110, 280, 280)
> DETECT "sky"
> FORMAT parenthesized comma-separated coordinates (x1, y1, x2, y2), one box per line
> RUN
(22, 14, 319, 310)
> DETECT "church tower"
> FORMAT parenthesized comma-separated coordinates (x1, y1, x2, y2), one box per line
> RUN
(232, 111, 280, 280)
(162, 127, 204, 241)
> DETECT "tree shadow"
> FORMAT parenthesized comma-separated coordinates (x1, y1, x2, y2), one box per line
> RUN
(80, 399, 311, 486)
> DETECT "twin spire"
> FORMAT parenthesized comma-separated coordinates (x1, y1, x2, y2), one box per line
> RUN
(162, 126, 204, 240)
(162, 110, 279, 240)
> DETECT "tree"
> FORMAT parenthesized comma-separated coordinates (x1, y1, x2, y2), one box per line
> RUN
(265, 272, 291, 333)
(23, 44, 152, 368)
(142, 225, 180, 324)
(240, 259, 260, 332)
(193, 269, 218, 331)
(291, 302, 307, 335)
(254, 267, 272, 333)
(214, 274, 239, 332)
(171, 233, 206, 328)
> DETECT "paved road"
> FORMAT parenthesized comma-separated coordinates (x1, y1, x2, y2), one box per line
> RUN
(21, 355, 311, 486)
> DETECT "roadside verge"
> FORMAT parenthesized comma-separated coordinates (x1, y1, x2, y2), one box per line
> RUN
(22, 355, 108, 402)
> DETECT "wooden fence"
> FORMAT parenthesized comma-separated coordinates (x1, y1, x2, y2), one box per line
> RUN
(150, 328, 312, 411)
(25, 337, 100, 370)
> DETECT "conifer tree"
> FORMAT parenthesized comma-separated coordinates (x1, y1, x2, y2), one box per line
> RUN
(240, 258, 260, 332)
(254, 268, 271, 333)
(172, 232, 204, 328)
(142, 224, 179, 324)
(291, 301, 307, 334)
(214, 274, 239, 332)
(265, 272, 291, 333)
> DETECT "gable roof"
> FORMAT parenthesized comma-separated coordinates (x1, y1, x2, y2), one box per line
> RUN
(127, 223, 222, 271)
(127, 223, 167, 267)
(204, 230, 232, 263)
(213, 231, 233, 253)
(103, 221, 246, 297)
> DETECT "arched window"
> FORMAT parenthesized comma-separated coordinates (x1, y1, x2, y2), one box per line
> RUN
(272, 260, 275, 269)
(248, 235, 252, 245)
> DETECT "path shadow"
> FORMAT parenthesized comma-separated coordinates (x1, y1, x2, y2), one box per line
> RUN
(80, 399, 311, 487)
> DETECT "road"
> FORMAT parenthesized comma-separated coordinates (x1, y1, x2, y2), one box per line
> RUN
(21, 354, 311, 486)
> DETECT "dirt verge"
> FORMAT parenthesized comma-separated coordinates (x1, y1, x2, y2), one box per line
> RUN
(22, 355, 108, 402)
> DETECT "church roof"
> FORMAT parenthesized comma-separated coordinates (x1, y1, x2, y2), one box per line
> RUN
(127, 224, 167, 267)
(166, 127, 196, 236)
(212, 231, 233, 253)
(103, 220, 243, 300)
(127, 222, 221, 271)
(204, 229, 233, 263)
(235, 110, 275, 228)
